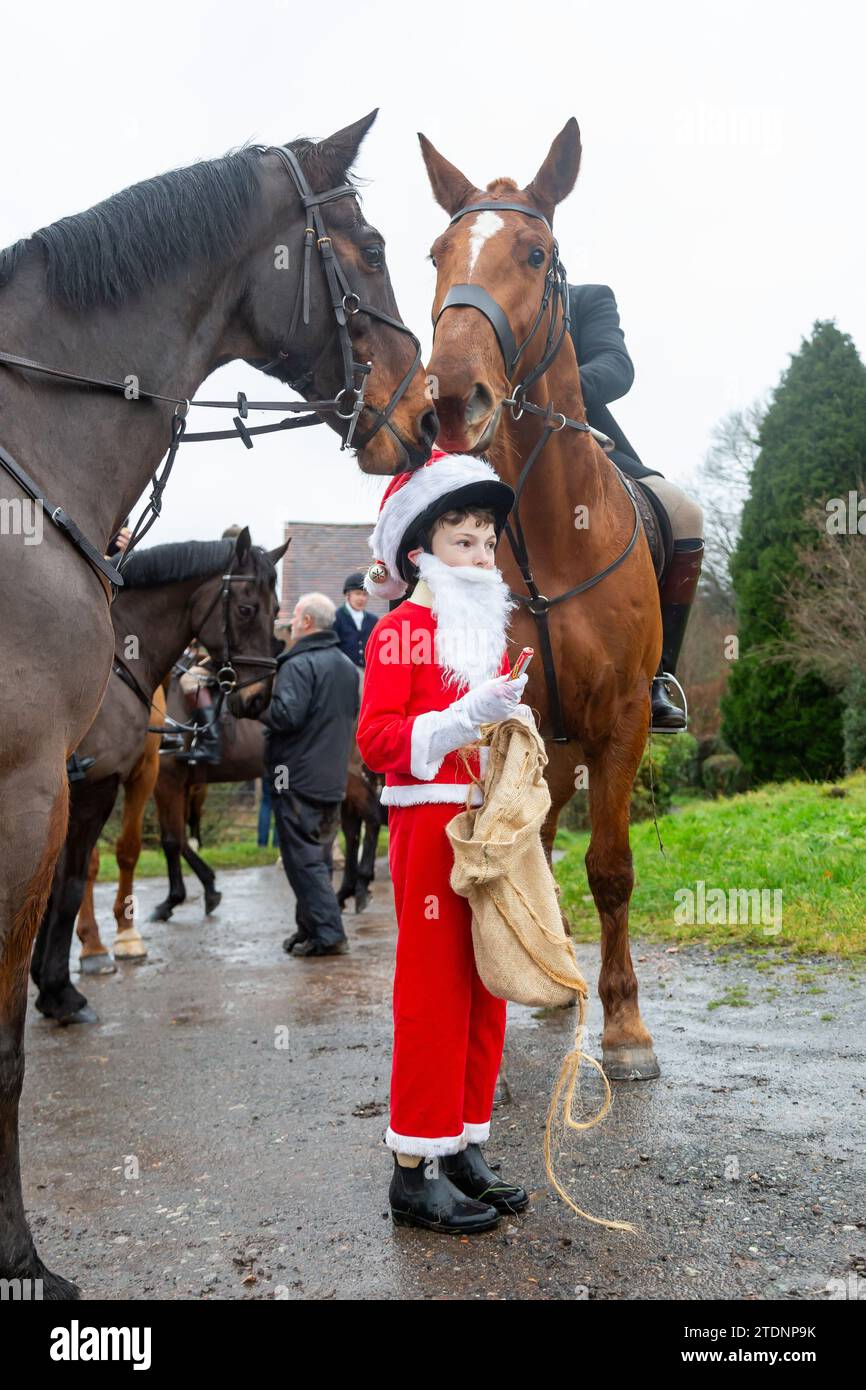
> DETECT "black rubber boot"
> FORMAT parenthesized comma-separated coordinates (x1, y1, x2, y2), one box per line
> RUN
(292, 937, 349, 957)
(66, 753, 96, 783)
(389, 1153, 501, 1234)
(650, 539, 704, 734)
(441, 1142, 530, 1214)
(176, 705, 222, 764)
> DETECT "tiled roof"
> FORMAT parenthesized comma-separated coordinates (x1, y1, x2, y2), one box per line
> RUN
(279, 521, 389, 619)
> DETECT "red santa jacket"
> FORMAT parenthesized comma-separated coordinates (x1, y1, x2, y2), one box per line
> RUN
(357, 598, 510, 807)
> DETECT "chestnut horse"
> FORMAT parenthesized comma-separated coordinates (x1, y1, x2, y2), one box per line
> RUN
(0, 112, 434, 1294)
(420, 120, 662, 1082)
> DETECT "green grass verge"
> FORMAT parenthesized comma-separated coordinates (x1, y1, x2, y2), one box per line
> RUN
(554, 772, 866, 957)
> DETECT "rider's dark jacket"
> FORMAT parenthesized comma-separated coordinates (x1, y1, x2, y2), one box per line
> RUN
(333, 602, 378, 667)
(566, 283, 661, 479)
(260, 628, 360, 802)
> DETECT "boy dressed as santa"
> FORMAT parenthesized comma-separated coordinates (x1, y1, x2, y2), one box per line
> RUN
(357, 449, 532, 1235)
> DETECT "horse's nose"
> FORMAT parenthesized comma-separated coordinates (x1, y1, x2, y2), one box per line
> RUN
(416, 404, 439, 453)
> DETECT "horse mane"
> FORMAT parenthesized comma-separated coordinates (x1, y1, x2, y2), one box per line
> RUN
(0, 140, 360, 312)
(120, 539, 276, 591)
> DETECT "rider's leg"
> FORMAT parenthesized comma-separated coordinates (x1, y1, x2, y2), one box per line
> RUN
(176, 666, 222, 765)
(638, 478, 704, 733)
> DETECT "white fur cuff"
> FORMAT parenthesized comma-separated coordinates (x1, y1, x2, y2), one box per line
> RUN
(410, 706, 478, 780)
(463, 1121, 491, 1144)
(385, 1126, 467, 1157)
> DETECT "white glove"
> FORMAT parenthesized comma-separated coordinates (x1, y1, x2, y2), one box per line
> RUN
(454, 671, 528, 725)
(410, 673, 529, 780)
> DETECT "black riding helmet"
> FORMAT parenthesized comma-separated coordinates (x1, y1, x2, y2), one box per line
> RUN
(395, 477, 515, 584)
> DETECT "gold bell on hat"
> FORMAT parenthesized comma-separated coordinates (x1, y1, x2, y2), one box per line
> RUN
(368, 561, 389, 586)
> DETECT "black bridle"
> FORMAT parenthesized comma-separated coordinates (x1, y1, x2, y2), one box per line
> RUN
(0, 144, 423, 598)
(191, 569, 278, 695)
(432, 199, 642, 744)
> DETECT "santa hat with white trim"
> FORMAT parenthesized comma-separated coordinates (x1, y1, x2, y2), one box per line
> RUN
(364, 448, 515, 600)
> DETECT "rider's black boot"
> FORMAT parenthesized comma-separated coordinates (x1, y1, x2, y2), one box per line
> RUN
(66, 753, 96, 782)
(176, 705, 222, 764)
(651, 539, 704, 734)
(440, 1142, 530, 1214)
(388, 1153, 501, 1234)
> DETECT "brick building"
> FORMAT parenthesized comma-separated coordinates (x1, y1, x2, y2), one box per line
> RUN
(278, 520, 389, 621)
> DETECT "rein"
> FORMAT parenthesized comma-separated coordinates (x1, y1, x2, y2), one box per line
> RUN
(433, 200, 643, 744)
(0, 143, 423, 600)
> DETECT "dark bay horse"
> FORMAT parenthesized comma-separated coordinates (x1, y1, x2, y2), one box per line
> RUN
(420, 121, 663, 1083)
(30, 532, 287, 1024)
(0, 112, 434, 1295)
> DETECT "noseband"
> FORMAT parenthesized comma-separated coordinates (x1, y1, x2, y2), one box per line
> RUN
(431, 198, 643, 744)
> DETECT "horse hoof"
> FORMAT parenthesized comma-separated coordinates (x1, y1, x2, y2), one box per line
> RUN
(113, 938, 147, 961)
(603, 1045, 661, 1081)
(16, 1254, 81, 1301)
(204, 889, 222, 915)
(80, 953, 116, 976)
(58, 1005, 100, 1026)
(149, 904, 173, 922)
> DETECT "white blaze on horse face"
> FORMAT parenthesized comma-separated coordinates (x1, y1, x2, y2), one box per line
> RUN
(467, 211, 504, 281)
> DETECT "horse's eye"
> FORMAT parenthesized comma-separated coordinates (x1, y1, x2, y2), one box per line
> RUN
(430, 256, 437, 268)
(364, 245, 383, 267)
(528, 247, 546, 268)
(238, 604, 255, 619)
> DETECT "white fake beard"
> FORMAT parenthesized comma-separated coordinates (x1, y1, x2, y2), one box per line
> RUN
(414, 550, 518, 692)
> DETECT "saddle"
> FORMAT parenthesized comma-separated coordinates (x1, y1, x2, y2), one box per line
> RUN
(614, 466, 674, 582)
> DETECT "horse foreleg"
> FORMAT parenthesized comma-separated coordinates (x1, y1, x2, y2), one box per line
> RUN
(356, 808, 382, 913)
(586, 694, 660, 1080)
(0, 766, 80, 1294)
(31, 776, 119, 1025)
(76, 844, 116, 974)
(181, 841, 221, 916)
(112, 740, 158, 960)
(338, 803, 360, 909)
(150, 772, 187, 923)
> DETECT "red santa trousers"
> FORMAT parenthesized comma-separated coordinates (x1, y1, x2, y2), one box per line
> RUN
(385, 800, 507, 1157)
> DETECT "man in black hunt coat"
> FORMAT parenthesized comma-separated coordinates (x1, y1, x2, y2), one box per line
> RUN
(333, 571, 378, 667)
(261, 592, 361, 958)
(567, 283, 705, 732)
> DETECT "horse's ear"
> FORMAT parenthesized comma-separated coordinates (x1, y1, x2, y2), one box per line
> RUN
(267, 538, 290, 564)
(235, 526, 252, 565)
(314, 110, 379, 184)
(523, 118, 582, 220)
(418, 133, 476, 216)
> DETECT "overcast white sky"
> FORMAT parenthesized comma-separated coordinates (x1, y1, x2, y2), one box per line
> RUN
(2, 0, 863, 566)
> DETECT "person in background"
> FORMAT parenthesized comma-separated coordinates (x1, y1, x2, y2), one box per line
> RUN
(333, 572, 378, 668)
(175, 640, 221, 765)
(262, 592, 360, 958)
(106, 519, 132, 558)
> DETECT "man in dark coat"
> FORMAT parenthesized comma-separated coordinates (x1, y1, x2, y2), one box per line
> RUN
(261, 591, 361, 958)
(567, 283, 705, 732)
(333, 571, 378, 667)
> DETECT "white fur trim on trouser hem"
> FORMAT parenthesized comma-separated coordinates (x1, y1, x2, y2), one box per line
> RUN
(385, 1126, 468, 1157)
(462, 1120, 491, 1144)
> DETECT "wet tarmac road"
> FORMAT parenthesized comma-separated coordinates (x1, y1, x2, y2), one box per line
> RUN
(20, 859, 866, 1300)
